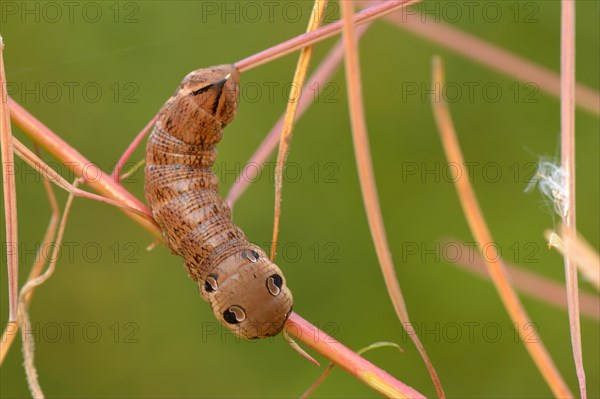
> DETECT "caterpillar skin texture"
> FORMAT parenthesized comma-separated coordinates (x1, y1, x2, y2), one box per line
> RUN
(145, 65, 292, 339)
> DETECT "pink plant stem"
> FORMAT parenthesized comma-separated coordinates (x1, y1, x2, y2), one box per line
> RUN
(285, 312, 426, 399)
(376, 5, 600, 116)
(0, 36, 18, 322)
(560, 1, 585, 398)
(0, 148, 60, 364)
(431, 57, 572, 398)
(111, 114, 158, 182)
(443, 240, 600, 321)
(339, 1, 444, 397)
(235, 0, 420, 72)
(13, 138, 150, 218)
(7, 97, 160, 239)
(8, 97, 424, 398)
(226, 24, 370, 208)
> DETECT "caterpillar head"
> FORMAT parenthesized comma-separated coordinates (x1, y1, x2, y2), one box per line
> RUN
(180, 64, 240, 126)
(201, 247, 293, 339)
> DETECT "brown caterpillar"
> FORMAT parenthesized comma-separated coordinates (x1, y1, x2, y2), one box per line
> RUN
(144, 65, 292, 339)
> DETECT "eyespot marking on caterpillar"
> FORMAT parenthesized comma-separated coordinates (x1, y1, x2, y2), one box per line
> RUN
(205, 274, 218, 292)
(241, 249, 260, 263)
(223, 305, 246, 324)
(267, 274, 283, 296)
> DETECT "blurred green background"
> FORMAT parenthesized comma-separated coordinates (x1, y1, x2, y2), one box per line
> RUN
(1, 1, 598, 398)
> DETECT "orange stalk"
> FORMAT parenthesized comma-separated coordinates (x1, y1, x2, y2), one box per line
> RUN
(442, 240, 599, 321)
(431, 56, 572, 398)
(271, 0, 328, 260)
(340, 1, 444, 397)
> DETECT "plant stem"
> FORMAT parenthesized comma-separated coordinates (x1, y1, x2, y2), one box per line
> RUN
(431, 56, 573, 398)
(8, 98, 160, 239)
(339, 1, 444, 397)
(235, 0, 420, 72)
(560, 1, 584, 397)
(0, 35, 19, 322)
(286, 312, 425, 398)
(8, 95, 426, 399)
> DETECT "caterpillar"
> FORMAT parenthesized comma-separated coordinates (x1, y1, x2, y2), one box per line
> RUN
(144, 65, 293, 339)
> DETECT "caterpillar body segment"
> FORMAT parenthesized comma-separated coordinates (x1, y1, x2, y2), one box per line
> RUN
(145, 65, 292, 339)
